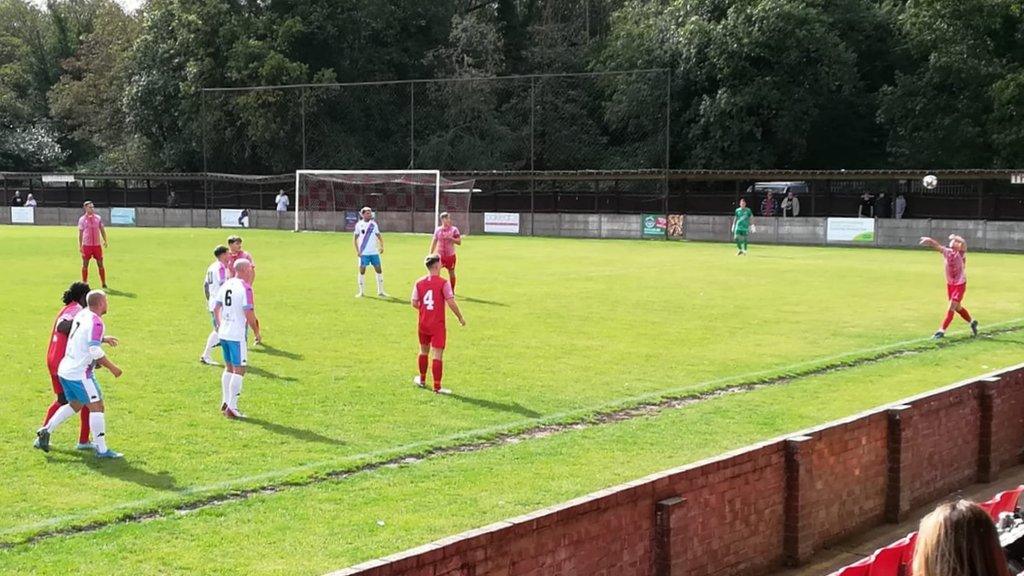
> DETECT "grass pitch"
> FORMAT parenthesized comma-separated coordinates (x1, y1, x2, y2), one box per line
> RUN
(1, 226, 1022, 574)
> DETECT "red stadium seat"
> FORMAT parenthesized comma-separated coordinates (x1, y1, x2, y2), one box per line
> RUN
(868, 534, 914, 576)
(989, 486, 1024, 519)
(831, 555, 873, 576)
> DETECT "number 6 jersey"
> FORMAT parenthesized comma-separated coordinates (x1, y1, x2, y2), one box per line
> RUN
(216, 277, 254, 341)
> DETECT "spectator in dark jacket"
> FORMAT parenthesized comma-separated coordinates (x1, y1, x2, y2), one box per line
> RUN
(10, 190, 24, 207)
(760, 192, 776, 217)
(858, 192, 874, 218)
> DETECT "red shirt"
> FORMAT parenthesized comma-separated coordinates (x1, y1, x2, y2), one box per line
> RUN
(46, 302, 82, 372)
(412, 275, 454, 332)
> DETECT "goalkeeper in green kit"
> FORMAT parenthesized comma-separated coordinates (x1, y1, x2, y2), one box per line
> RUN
(731, 198, 754, 255)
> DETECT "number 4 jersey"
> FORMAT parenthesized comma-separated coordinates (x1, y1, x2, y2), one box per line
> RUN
(216, 277, 254, 342)
(412, 274, 453, 333)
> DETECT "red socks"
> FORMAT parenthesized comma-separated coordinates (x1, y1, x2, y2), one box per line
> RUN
(44, 401, 61, 424)
(958, 308, 973, 322)
(942, 311, 955, 330)
(418, 354, 428, 384)
(81, 267, 88, 282)
(432, 360, 443, 391)
(79, 405, 91, 444)
(98, 267, 106, 285)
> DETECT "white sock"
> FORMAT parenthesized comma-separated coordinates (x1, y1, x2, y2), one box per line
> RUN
(46, 404, 76, 433)
(90, 412, 107, 453)
(357, 274, 365, 293)
(203, 331, 219, 357)
(376, 274, 384, 293)
(221, 370, 231, 406)
(229, 373, 244, 410)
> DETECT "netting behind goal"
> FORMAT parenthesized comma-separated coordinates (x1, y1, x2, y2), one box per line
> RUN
(294, 171, 474, 233)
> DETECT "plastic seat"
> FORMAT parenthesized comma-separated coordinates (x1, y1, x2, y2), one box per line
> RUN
(831, 555, 873, 576)
(990, 486, 1024, 518)
(869, 535, 914, 576)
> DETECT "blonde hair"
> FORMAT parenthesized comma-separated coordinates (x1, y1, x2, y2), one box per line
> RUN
(913, 500, 1010, 576)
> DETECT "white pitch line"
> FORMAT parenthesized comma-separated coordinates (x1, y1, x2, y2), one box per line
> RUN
(6, 317, 1024, 540)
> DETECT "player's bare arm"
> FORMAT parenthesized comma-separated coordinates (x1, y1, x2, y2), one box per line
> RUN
(429, 236, 438, 254)
(453, 233, 462, 246)
(376, 233, 384, 254)
(446, 297, 466, 326)
(100, 223, 108, 248)
(245, 309, 262, 342)
(96, 356, 122, 378)
(919, 237, 943, 251)
(353, 235, 360, 256)
(102, 336, 119, 347)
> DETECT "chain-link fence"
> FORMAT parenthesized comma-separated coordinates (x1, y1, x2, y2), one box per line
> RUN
(200, 69, 671, 175)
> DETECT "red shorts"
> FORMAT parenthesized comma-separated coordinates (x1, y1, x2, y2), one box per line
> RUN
(82, 245, 103, 260)
(947, 283, 966, 302)
(441, 254, 457, 271)
(418, 326, 447, 350)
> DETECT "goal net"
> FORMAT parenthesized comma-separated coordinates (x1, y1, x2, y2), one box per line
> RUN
(294, 170, 475, 234)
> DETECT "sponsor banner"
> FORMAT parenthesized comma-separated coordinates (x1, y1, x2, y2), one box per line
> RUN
(221, 209, 250, 228)
(1012, 173, 1024, 185)
(484, 212, 520, 234)
(344, 211, 359, 232)
(642, 213, 667, 239)
(827, 217, 875, 243)
(667, 214, 685, 240)
(11, 206, 34, 224)
(110, 207, 136, 226)
(42, 174, 75, 184)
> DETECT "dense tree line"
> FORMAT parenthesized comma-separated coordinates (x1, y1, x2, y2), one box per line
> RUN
(1, 0, 1022, 172)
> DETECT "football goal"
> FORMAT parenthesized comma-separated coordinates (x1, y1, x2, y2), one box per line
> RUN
(293, 170, 475, 233)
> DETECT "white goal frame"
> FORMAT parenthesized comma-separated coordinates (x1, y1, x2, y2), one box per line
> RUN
(293, 169, 442, 232)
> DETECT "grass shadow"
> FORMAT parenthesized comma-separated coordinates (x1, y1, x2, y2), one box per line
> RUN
(251, 343, 304, 360)
(246, 366, 298, 383)
(51, 448, 180, 492)
(366, 295, 407, 306)
(104, 288, 137, 299)
(448, 392, 541, 418)
(236, 417, 346, 446)
(457, 296, 509, 307)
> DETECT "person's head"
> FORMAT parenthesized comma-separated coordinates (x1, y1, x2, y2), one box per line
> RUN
(787, 191, 795, 198)
(14, 190, 21, 197)
(27, 193, 33, 200)
(214, 245, 230, 264)
(949, 235, 966, 252)
(62, 282, 90, 306)
(439, 212, 451, 227)
(913, 500, 1010, 576)
(227, 235, 242, 252)
(233, 258, 253, 282)
(424, 254, 441, 275)
(83, 200, 94, 214)
(360, 206, 373, 221)
(739, 198, 747, 208)
(86, 290, 108, 315)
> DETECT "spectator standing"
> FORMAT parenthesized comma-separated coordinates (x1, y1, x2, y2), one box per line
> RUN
(25, 194, 37, 208)
(166, 190, 177, 208)
(858, 192, 875, 218)
(912, 500, 1011, 576)
(10, 190, 24, 207)
(876, 192, 890, 218)
(275, 190, 290, 213)
(780, 191, 800, 217)
(895, 193, 907, 219)
(760, 192, 776, 217)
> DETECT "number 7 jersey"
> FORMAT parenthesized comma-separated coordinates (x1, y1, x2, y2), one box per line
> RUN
(412, 275, 453, 332)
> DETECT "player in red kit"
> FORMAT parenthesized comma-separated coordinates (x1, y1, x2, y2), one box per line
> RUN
(428, 212, 462, 294)
(920, 234, 979, 339)
(42, 282, 93, 450)
(78, 201, 109, 288)
(412, 254, 466, 394)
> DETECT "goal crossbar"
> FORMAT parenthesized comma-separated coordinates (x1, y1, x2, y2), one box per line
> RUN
(294, 170, 442, 232)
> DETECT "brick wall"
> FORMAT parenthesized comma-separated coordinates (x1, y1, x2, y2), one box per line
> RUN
(326, 364, 1024, 576)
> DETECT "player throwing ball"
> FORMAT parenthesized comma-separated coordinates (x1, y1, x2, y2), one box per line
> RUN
(920, 234, 979, 339)
(354, 207, 388, 298)
(201, 245, 231, 364)
(35, 290, 123, 458)
(79, 201, 109, 287)
(731, 198, 754, 255)
(429, 212, 462, 294)
(214, 259, 261, 418)
(412, 254, 466, 394)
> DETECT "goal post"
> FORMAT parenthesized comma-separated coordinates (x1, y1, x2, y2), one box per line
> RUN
(293, 170, 475, 234)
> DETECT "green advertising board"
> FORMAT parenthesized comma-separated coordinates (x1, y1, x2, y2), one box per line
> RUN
(642, 213, 667, 239)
